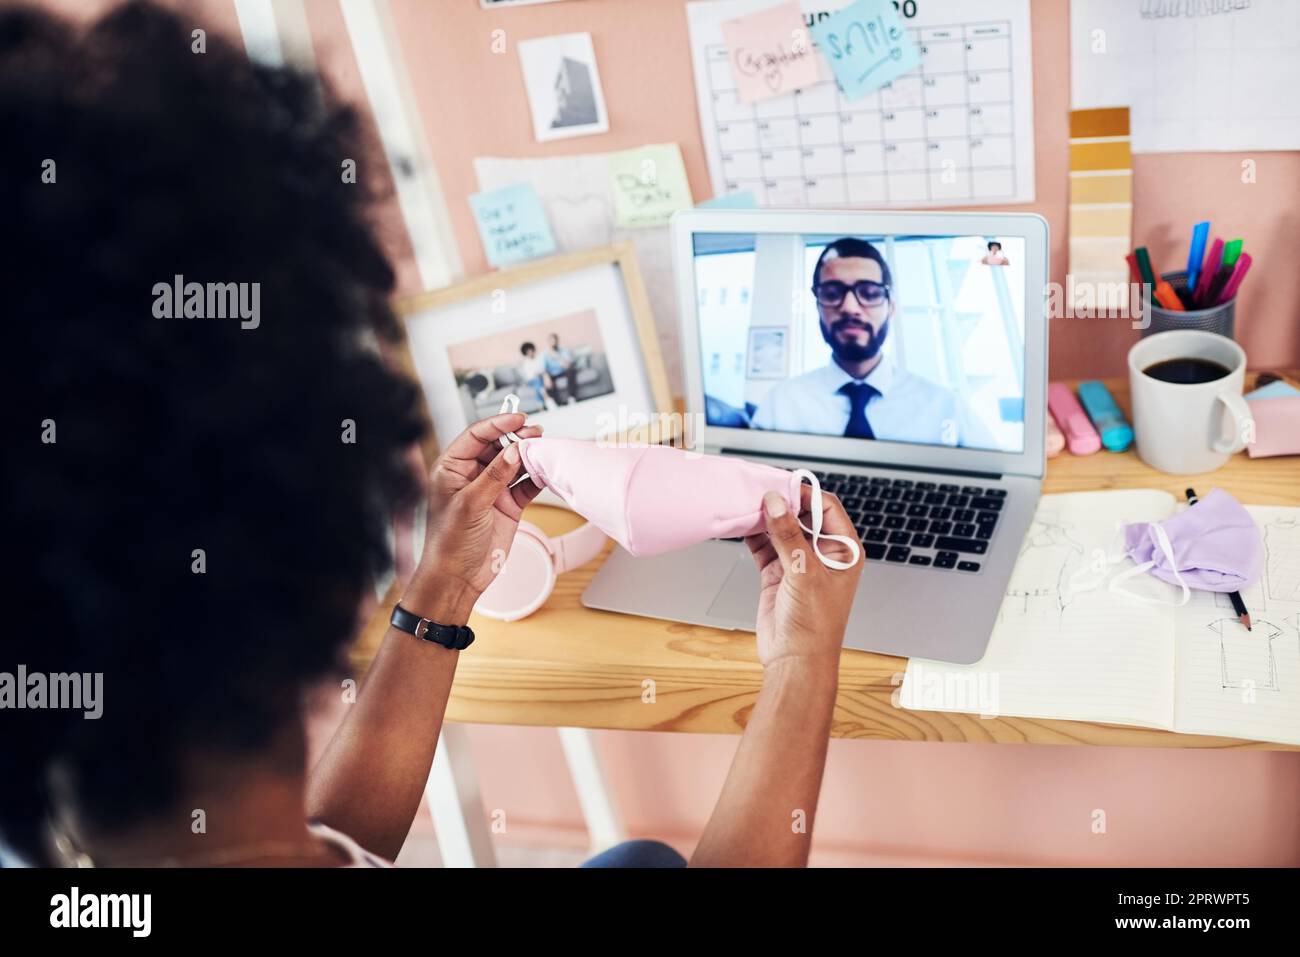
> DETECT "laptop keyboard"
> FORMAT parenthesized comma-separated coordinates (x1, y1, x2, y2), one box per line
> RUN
(810, 470, 1005, 573)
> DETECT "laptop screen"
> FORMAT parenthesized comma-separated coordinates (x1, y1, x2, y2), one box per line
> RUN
(691, 232, 1027, 454)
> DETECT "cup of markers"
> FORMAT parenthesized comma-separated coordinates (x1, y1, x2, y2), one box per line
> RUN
(1130, 227, 1252, 341)
(1145, 269, 1236, 338)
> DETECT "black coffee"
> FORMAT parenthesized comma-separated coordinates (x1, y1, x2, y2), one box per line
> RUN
(1143, 357, 1231, 384)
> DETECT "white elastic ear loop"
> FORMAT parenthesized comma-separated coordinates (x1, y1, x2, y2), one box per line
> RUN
(1108, 521, 1191, 607)
(791, 469, 861, 570)
(498, 393, 523, 448)
(496, 393, 531, 489)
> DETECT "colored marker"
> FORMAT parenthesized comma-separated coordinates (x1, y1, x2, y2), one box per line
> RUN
(1222, 238, 1243, 268)
(1185, 221, 1210, 291)
(1125, 252, 1142, 284)
(1048, 383, 1101, 455)
(1192, 237, 1223, 307)
(1077, 380, 1134, 452)
(1134, 246, 1157, 289)
(1204, 262, 1234, 306)
(1154, 280, 1185, 311)
(1216, 252, 1252, 304)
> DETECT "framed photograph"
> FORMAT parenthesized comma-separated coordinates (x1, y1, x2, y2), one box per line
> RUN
(746, 326, 787, 379)
(391, 244, 673, 467)
(517, 32, 609, 142)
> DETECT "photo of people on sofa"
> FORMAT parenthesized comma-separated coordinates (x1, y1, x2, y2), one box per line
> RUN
(449, 308, 616, 421)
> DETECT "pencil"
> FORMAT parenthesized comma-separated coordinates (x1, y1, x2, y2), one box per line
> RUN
(1228, 590, 1253, 631)
(1186, 488, 1252, 631)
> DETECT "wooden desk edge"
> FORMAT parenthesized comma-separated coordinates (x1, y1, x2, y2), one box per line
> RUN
(350, 608, 1300, 752)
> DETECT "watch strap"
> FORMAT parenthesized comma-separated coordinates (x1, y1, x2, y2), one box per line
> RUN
(390, 604, 475, 651)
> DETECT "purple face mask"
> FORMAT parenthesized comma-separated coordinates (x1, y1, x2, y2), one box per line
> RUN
(1121, 488, 1264, 598)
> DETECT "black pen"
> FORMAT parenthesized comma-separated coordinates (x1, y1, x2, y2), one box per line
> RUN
(1186, 488, 1252, 631)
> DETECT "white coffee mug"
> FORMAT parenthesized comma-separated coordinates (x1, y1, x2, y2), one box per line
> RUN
(1127, 330, 1253, 475)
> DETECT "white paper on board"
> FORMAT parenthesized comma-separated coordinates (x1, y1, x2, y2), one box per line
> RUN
(1070, 0, 1300, 153)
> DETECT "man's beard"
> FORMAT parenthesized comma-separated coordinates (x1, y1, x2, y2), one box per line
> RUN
(822, 316, 889, 363)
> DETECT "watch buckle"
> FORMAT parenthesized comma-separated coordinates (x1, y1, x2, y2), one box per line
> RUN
(414, 618, 433, 639)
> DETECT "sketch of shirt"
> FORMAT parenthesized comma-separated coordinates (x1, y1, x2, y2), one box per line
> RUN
(1210, 618, 1282, 692)
(1005, 520, 1085, 615)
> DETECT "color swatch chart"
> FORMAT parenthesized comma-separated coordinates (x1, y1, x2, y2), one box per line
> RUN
(687, 0, 1036, 208)
(1067, 106, 1132, 299)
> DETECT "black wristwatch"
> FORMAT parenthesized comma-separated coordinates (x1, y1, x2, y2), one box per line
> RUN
(390, 604, 475, 651)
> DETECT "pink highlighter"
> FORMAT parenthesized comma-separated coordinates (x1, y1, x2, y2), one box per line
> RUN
(1047, 383, 1101, 455)
(1045, 408, 1066, 457)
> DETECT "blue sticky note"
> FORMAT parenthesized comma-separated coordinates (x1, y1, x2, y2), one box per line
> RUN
(468, 182, 556, 268)
(699, 190, 758, 209)
(1245, 380, 1300, 401)
(997, 396, 1024, 423)
(810, 0, 921, 101)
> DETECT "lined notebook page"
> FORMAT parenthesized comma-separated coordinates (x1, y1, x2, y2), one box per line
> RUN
(1173, 507, 1300, 746)
(902, 490, 1177, 729)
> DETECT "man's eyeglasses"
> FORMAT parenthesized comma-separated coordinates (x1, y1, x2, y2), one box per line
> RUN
(812, 280, 890, 308)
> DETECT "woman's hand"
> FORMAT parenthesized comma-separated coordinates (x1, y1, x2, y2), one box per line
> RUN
(401, 412, 543, 624)
(744, 488, 863, 674)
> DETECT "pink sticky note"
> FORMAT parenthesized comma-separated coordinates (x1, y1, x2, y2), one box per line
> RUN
(1246, 396, 1300, 458)
(721, 1, 821, 104)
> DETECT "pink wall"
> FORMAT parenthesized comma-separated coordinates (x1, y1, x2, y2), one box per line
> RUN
(462, 726, 1300, 866)
(384, 0, 1300, 379)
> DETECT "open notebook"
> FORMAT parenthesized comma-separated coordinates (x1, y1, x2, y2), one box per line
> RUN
(899, 490, 1300, 746)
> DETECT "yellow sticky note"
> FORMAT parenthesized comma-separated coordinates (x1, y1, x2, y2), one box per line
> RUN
(609, 143, 693, 229)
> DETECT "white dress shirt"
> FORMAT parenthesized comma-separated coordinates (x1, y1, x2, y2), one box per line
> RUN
(750, 354, 997, 449)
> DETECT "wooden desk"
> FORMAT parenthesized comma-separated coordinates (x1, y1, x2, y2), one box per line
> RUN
(352, 373, 1300, 750)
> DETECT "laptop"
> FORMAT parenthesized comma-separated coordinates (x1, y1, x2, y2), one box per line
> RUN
(582, 210, 1049, 665)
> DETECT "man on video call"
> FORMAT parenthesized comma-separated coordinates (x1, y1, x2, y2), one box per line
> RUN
(751, 237, 995, 448)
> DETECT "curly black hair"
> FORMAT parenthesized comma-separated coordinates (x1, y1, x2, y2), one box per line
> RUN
(0, 2, 426, 863)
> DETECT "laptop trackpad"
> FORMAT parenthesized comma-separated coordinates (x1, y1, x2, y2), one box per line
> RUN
(706, 553, 761, 628)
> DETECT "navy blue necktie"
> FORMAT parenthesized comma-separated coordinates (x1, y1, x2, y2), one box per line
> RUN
(839, 381, 878, 439)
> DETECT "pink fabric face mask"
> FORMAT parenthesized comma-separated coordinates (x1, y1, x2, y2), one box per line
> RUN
(472, 396, 859, 621)
(500, 435, 860, 572)
(509, 439, 863, 566)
